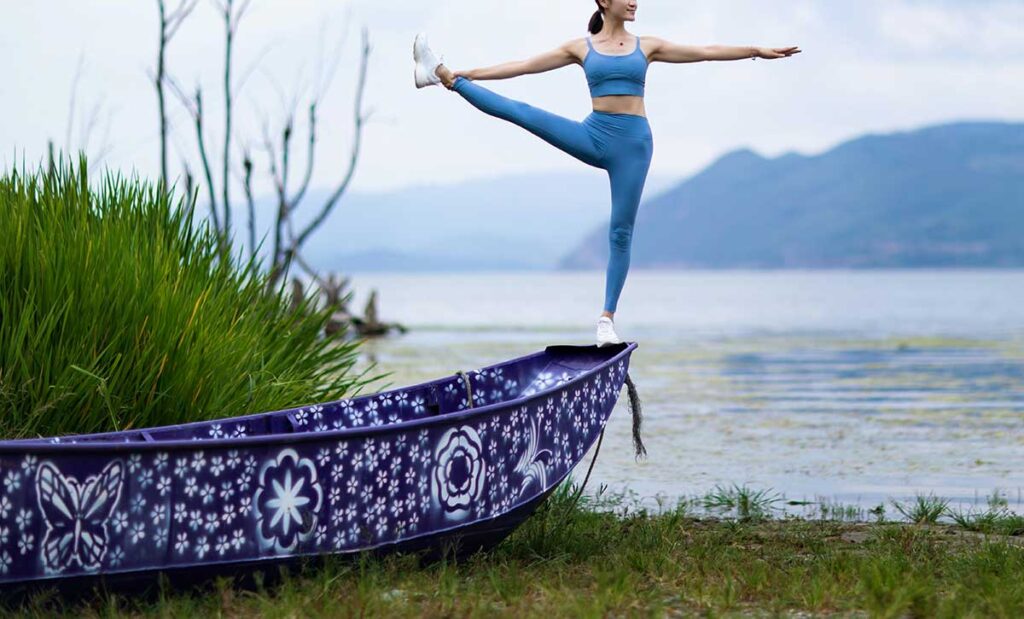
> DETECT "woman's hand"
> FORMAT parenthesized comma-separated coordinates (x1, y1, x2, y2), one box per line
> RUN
(755, 46, 801, 59)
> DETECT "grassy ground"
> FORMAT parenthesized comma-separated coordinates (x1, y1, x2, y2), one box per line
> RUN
(9, 485, 1024, 618)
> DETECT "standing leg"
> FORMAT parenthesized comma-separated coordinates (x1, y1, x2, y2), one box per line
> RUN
(451, 76, 604, 168)
(603, 139, 653, 314)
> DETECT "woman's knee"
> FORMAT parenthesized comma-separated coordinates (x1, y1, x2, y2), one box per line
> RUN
(608, 223, 634, 253)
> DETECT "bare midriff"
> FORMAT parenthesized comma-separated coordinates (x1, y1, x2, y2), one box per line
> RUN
(591, 95, 646, 117)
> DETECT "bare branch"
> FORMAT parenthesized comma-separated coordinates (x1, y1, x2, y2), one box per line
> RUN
(194, 87, 221, 235)
(165, 0, 198, 39)
(280, 119, 293, 208)
(242, 150, 257, 262)
(157, 0, 168, 183)
(182, 160, 196, 220)
(260, 122, 282, 195)
(165, 74, 198, 117)
(233, 0, 253, 31)
(261, 121, 287, 280)
(221, 0, 236, 240)
(234, 40, 277, 94)
(289, 102, 318, 209)
(156, 0, 197, 186)
(293, 26, 372, 250)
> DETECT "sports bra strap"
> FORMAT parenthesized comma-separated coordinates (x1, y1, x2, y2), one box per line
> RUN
(585, 36, 594, 51)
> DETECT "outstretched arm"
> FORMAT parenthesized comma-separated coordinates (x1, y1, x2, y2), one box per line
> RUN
(647, 36, 800, 63)
(452, 40, 579, 81)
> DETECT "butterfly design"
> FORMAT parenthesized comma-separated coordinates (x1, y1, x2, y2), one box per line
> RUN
(35, 460, 125, 572)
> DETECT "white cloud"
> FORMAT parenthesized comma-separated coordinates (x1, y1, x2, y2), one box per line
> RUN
(878, 1, 1024, 58)
(0, 0, 1021, 197)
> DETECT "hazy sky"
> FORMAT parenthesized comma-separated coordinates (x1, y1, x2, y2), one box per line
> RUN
(2, 0, 1022, 196)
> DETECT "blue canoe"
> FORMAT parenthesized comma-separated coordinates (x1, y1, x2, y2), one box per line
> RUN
(0, 342, 639, 588)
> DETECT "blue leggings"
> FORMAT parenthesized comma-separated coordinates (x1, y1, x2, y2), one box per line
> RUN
(451, 76, 653, 313)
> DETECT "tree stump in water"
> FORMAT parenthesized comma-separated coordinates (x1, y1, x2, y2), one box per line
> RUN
(313, 277, 405, 338)
(350, 288, 407, 337)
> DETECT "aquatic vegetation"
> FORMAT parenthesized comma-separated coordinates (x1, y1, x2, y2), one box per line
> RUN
(815, 499, 868, 522)
(947, 491, 1024, 536)
(0, 156, 377, 437)
(891, 493, 950, 524)
(701, 483, 783, 521)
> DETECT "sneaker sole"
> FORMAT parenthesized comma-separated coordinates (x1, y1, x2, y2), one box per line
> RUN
(414, 65, 439, 89)
(413, 33, 440, 88)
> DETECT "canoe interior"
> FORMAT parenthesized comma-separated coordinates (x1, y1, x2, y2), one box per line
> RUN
(9, 343, 629, 446)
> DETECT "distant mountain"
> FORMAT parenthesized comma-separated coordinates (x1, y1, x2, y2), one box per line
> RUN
(559, 121, 1024, 269)
(239, 170, 677, 272)
(323, 246, 547, 272)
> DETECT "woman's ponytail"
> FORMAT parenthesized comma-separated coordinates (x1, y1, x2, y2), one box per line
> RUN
(588, 1, 604, 35)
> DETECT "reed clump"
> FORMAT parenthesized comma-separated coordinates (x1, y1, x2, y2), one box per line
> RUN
(0, 155, 374, 438)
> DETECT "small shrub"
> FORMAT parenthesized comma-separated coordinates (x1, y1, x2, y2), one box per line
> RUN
(891, 493, 949, 525)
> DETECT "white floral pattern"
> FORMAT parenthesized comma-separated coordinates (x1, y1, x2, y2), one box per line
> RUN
(254, 449, 323, 552)
(0, 347, 633, 583)
(432, 426, 486, 515)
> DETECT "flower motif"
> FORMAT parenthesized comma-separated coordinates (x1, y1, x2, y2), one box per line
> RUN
(18, 533, 34, 555)
(254, 448, 323, 552)
(432, 425, 486, 515)
(175, 532, 190, 554)
(195, 536, 210, 559)
(204, 512, 220, 533)
(129, 522, 146, 544)
(210, 456, 226, 477)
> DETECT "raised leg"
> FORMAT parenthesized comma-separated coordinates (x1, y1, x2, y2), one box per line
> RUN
(451, 76, 604, 169)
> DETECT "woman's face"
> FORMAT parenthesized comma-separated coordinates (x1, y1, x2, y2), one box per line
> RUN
(601, 0, 638, 22)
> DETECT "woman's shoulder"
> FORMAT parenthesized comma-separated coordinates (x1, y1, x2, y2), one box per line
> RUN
(561, 36, 592, 65)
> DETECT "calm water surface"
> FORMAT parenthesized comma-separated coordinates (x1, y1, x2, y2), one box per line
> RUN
(345, 270, 1024, 514)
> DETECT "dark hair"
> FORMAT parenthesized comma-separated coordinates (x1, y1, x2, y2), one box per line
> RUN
(588, 0, 604, 35)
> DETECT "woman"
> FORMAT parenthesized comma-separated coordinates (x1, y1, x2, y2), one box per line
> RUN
(413, 0, 799, 347)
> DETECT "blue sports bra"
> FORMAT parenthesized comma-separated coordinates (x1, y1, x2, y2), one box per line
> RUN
(583, 34, 648, 98)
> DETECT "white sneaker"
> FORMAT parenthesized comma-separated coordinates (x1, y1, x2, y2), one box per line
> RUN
(596, 316, 622, 347)
(413, 32, 445, 89)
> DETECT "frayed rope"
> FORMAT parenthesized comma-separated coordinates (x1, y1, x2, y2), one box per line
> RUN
(624, 372, 647, 460)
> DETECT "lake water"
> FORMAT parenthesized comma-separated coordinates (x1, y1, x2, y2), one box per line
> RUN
(344, 270, 1024, 516)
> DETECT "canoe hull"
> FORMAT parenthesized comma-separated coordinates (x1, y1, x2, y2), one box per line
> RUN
(0, 342, 636, 587)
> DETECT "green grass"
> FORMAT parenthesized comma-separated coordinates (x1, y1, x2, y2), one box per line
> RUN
(8, 484, 1024, 617)
(891, 493, 951, 525)
(0, 155, 378, 437)
(700, 483, 783, 522)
